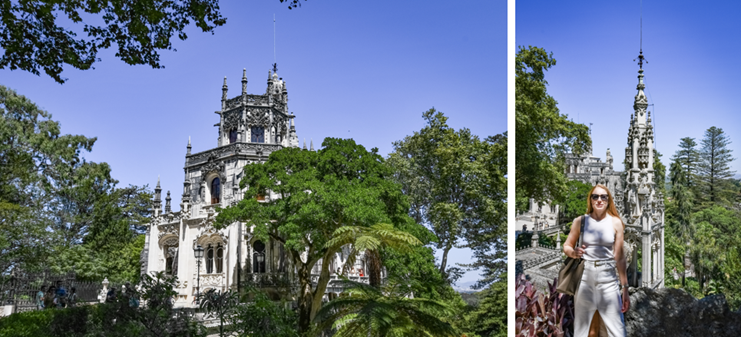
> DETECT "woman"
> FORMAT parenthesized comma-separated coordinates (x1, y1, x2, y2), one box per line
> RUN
(563, 184, 630, 337)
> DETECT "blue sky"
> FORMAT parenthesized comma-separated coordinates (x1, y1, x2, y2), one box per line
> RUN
(517, 0, 741, 178)
(1, 0, 507, 286)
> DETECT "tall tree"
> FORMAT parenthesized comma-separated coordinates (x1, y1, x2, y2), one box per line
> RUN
(667, 160, 695, 287)
(697, 127, 736, 205)
(654, 150, 667, 194)
(215, 138, 413, 334)
(387, 109, 506, 283)
(0, 85, 95, 273)
(671, 137, 700, 192)
(515, 46, 591, 210)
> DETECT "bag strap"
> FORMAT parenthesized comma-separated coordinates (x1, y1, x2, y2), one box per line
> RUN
(578, 215, 586, 249)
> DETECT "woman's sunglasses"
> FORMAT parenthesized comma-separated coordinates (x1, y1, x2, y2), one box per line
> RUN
(591, 194, 609, 201)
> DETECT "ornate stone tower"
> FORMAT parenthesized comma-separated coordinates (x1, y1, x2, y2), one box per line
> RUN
(621, 51, 665, 288)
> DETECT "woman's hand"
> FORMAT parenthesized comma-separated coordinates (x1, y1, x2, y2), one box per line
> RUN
(572, 244, 586, 259)
(621, 287, 630, 313)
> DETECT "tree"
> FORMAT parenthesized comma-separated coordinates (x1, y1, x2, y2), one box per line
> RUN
(229, 288, 299, 337)
(0, 85, 95, 273)
(654, 150, 667, 194)
(462, 278, 507, 337)
(515, 46, 591, 210)
(688, 206, 741, 292)
(199, 289, 239, 337)
(215, 138, 412, 334)
(697, 126, 736, 205)
(558, 180, 592, 225)
(325, 223, 422, 287)
(387, 109, 507, 283)
(671, 137, 700, 192)
(1, 0, 227, 83)
(311, 279, 459, 337)
(1, 85, 150, 279)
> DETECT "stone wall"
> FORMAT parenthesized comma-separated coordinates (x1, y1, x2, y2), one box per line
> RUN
(625, 287, 741, 337)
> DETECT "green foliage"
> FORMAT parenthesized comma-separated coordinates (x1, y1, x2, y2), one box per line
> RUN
(199, 289, 239, 337)
(697, 126, 736, 205)
(558, 180, 592, 225)
(0, 85, 150, 280)
(689, 206, 741, 296)
(0, 85, 95, 273)
(0, 0, 226, 83)
(312, 279, 459, 337)
(326, 223, 422, 287)
(0, 272, 207, 337)
(230, 288, 299, 337)
(215, 138, 413, 334)
(387, 109, 507, 285)
(515, 46, 591, 210)
(654, 150, 667, 194)
(462, 278, 507, 337)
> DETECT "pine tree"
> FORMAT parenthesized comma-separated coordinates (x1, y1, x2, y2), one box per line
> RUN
(671, 137, 700, 192)
(698, 127, 736, 205)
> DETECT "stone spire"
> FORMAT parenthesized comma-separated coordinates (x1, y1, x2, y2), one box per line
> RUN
(165, 191, 171, 213)
(221, 77, 228, 110)
(242, 68, 248, 95)
(153, 176, 162, 217)
(303, 138, 307, 150)
(310, 138, 314, 151)
(186, 136, 192, 155)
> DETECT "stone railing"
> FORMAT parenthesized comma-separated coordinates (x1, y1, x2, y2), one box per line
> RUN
(185, 142, 284, 166)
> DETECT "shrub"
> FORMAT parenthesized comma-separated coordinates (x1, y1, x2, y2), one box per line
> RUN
(514, 274, 573, 337)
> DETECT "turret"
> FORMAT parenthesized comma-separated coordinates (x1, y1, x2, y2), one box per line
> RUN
(221, 77, 228, 110)
(153, 176, 162, 217)
(165, 191, 171, 213)
(242, 68, 248, 96)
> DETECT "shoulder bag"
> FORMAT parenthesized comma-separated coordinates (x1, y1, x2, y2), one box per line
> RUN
(556, 215, 586, 295)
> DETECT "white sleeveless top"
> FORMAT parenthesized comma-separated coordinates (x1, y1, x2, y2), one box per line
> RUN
(581, 214, 615, 261)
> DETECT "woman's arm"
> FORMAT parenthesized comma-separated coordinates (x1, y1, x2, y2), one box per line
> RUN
(613, 217, 630, 312)
(563, 217, 585, 259)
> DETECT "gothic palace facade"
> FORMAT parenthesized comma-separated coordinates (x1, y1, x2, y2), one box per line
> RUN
(139, 68, 368, 307)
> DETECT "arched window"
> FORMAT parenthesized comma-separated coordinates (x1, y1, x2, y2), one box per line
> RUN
(166, 256, 173, 275)
(253, 241, 266, 273)
(216, 244, 224, 273)
(229, 129, 238, 144)
(251, 126, 265, 143)
(211, 178, 221, 204)
(206, 244, 214, 273)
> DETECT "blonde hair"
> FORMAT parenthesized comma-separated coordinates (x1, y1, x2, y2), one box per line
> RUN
(586, 184, 624, 229)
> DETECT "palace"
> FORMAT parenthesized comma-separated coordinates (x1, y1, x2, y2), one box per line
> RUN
(516, 52, 665, 290)
(139, 67, 368, 307)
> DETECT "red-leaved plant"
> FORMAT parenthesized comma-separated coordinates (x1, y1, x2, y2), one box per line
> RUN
(515, 274, 574, 337)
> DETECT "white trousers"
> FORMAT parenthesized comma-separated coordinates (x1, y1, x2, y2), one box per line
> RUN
(574, 261, 626, 337)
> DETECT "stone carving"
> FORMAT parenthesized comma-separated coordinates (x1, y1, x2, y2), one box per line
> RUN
(199, 274, 225, 287)
(222, 110, 242, 131)
(158, 223, 179, 240)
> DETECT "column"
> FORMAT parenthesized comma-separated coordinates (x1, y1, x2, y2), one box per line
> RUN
(642, 231, 652, 287)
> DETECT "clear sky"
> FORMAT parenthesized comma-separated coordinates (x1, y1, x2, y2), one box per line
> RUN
(517, 0, 741, 178)
(1, 0, 507, 287)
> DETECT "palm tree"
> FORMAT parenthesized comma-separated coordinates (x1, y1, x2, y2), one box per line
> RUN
(199, 288, 239, 337)
(311, 279, 459, 337)
(324, 223, 423, 287)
